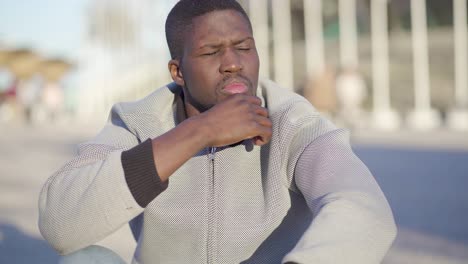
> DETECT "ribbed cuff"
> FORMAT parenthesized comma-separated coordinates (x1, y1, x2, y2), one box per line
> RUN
(121, 139, 168, 207)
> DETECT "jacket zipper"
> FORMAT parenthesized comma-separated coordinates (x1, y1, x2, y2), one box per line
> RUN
(207, 146, 217, 264)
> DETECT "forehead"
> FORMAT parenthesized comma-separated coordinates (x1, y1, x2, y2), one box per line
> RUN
(186, 10, 252, 48)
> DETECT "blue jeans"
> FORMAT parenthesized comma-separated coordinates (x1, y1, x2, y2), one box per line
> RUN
(59, 245, 127, 264)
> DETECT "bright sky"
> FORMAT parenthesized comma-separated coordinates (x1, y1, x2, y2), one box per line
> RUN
(0, 0, 88, 61)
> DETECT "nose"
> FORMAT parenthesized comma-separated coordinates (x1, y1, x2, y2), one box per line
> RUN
(219, 48, 243, 73)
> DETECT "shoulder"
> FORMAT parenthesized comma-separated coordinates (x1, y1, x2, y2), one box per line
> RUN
(260, 79, 311, 112)
(104, 83, 180, 139)
(114, 82, 180, 119)
(260, 79, 330, 132)
(260, 80, 340, 190)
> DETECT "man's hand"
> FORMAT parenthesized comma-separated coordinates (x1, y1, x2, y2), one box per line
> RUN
(152, 94, 271, 181)
(195, 94, 272, 147)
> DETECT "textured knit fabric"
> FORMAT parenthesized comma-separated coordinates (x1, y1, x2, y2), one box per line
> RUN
(38, 79, 396, 264)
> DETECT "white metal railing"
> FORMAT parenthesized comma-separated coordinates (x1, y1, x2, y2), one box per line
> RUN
(303, 0, 325, 77)
(448, 0, 468, 130)
(370, 0, 400, 130)
(246, 0, 468, 131)
(76, 0, 467, 132)
(407, 0, 441, 130)
(271, 0, 294, 89)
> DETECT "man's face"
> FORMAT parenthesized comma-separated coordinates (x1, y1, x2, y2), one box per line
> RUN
(171, 9, 260, 115)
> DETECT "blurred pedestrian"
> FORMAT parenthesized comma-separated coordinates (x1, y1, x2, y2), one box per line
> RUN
(16, 74, 43, 123)
(41, 81, 64, 122)
(335, 68, 368, 129)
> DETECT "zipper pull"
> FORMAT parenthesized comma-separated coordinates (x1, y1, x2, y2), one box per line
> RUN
(208, 147, 217, 160)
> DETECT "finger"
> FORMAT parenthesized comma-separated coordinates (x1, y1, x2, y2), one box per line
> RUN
(253, 126, 272, 146)
(251, 105, 269, 118)
(242, 95, 262, 106)
(252, 136, 263, 146)
(251, 120, 272, 145)
(253, 115, 272, 128)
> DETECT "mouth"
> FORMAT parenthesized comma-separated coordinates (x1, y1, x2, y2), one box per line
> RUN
(222, 82, 249, 95)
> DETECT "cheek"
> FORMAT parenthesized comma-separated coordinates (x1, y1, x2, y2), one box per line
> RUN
(244, 54, 260, 73)
(253, 55, 260, 72)
(196, 64, 219, 84)
(186, 67, 219, 100)
(190, 60, 217, 81)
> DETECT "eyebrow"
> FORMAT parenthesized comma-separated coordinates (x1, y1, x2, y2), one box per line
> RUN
(198, 36, 254, 50)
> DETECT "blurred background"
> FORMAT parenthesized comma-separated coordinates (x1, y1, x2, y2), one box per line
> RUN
(0, 0, 467, 263)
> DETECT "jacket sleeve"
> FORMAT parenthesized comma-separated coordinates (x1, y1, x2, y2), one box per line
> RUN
(38, 104, 165, 255)
(282, 129, 397, 263)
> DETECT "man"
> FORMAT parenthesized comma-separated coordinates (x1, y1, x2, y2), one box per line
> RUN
(39, 1, 396, 263)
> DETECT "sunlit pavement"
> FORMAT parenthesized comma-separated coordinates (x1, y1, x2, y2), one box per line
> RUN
(1, 122, 467, 263)
(352, 142, 468, 264)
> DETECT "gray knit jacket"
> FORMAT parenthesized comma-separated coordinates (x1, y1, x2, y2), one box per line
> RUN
(39, 79, 396, 264)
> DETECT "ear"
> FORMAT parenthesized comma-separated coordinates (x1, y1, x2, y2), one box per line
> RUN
(168, 59, 185, 87)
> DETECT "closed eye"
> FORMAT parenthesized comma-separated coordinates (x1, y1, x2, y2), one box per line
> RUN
(237, 46, 251, 51)
(202, 50, 219, 56)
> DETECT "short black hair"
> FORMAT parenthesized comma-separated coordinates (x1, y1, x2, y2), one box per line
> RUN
(165, 0, 252, 59)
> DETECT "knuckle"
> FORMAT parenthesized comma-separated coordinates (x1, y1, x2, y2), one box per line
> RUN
(238, 98, 248, 105)
(250, 120, 259, 129)
(238, 94, 247, 101)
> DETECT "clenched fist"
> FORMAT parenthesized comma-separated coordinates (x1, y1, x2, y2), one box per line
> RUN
(194, 94, 272, 147)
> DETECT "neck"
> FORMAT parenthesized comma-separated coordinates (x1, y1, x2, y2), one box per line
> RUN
(184, 101, 202, 118)
(176, 92, 201, 124)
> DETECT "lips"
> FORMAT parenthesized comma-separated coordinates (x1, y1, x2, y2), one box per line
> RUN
(223, 82, 248, 94)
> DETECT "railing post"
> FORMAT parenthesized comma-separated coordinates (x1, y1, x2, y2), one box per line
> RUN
(272, 0, 294, 90)
(370, 0, 401, 130)
(249, 0, 270, 80)
(407, 0, 441, 130)
(448, 0, 468, 130)
(304, 0, 325, 77)
(339, 0, 359, 69)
